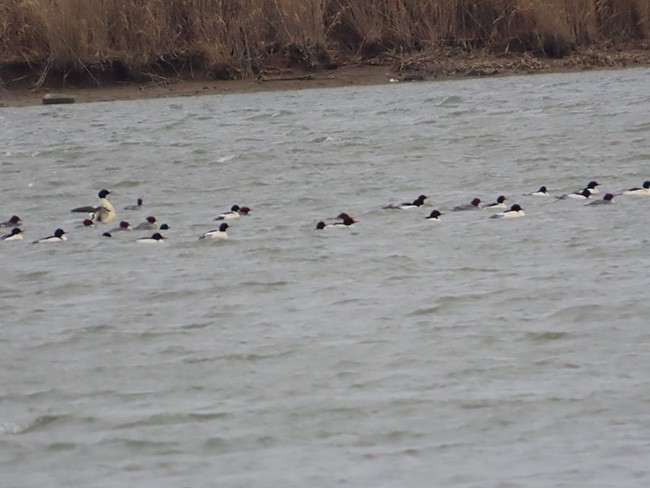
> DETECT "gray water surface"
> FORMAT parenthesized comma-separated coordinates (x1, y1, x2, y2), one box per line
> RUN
(1, 68, 650, 487)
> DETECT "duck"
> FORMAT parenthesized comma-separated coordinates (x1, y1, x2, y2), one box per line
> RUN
(584, 181, 600, 195)
(214, 205, 251, 220)
(453, 198, 481, 211)
(108, 221, 132, 232)
(124, 198, 143, 210)
(0, 215, 22, 227)
(71, 189, 116, 223)
(316, 219, 355, 229)
(425, 210, 443, 221)
(482, 195, 508, 209)
(136, 232, 166, 243)
(33, 228, 67, 244)
(317, 212, 357, 228)
(1, 227, 23, 241)
(557, 189, 592, 200)
(622, 181, 650, 196)
(490, 204, 525, 219)
(383, 194, 428, 209)
(588, 193, 615, 205)
(76, 219, 95, 228)
(335, 213, 357, 225)
(133, 216, 157, 230)
(199, 223, 229, 240)
(526, 186, 550, 197)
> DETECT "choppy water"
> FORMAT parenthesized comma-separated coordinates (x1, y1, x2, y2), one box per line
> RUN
(1, 68, 650, 487)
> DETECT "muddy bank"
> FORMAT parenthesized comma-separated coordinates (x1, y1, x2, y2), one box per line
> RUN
(2, 43, 649, 108)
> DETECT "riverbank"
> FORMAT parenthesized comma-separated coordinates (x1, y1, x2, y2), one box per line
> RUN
(2, 42, 649, 108)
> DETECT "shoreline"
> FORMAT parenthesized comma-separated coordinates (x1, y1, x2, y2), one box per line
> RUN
(2, 44, 650, 108)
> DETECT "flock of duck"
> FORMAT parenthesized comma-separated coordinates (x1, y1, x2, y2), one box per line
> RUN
(0, 189, 250, 244)
(314, 180, 649, 229)
(1, 180, 648, 243)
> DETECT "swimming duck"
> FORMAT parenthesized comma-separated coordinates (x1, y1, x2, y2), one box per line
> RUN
(0, 215, 22, 227)
(453, 198, 481, 211)
(490, 204, 525, 219)
(1, 227, 23, 241)
(199, 223, 229, 240)
(214, 205, 251, 220)
(133, 216, 157, 231)
(33, 228, 67, 244)
(383, 194, 428, 209)
(136, 232, 166, 243)
(124, 198, 143, 210)
(425, 210, 443, 221)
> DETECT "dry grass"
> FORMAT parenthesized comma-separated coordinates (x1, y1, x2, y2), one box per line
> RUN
(0, 0, 648, 84)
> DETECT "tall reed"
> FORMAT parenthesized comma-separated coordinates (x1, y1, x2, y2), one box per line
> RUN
(1, 0, 648, 80)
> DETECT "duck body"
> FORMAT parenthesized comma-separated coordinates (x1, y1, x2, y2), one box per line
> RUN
(316, 213, 357, 229)
(588, 193, 615, 205)
(527, 186, 550, 197)
(490, 204, 525, 219)
(622, 181, 650, 196)
(137, 232, 166, 243)
(453, 198, 481, 211)
(0, 215, 22, 227)
(215, 205, 251, 220)
(76, 219, 95, 228)
(108, 221, 132, 232)
(199, 223, 229, 240)
(124, 198, 143, 210)
(557, 189, 592, 200)
(71, 189, 116, 223)
(1, 227, 23, 241)
(483, 195, 508, 209)
(383, 194, 428, 209)
(316, 218, 356, 229)
(133, 216, 157, 231)
(33, 228, 67, 244)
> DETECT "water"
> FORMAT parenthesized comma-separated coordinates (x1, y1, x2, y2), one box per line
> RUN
(1, 68, 649, 487)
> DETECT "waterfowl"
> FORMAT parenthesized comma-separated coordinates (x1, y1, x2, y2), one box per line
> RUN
(133, 216, 157, 230)
(588, 193, 615, 205)
(526, 186, 550, 197)
(33, 228, 67, 243)
(483, 195, 508, 209)
(215, 205, 251, 220)
(0, 215, 22, 227)
(557, 189, 592, 200)
(1, 227, 23, 241)
(316, 213, 357, 229)
(71, 189, 116, 223)
(383, 194, 428, 209)
(453, 198, 481, 211)
(490, 204, 525, 219)
(622, 181, 650, 196)
(76, 219, 94, 228)
(108, 221, 132, 232)
(199, 223, 229, 240)
(124, 198, 143, 210)
(136, 232, 166, 243)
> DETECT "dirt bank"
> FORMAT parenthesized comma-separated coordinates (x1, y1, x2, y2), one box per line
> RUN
(2, 43, 649, 108)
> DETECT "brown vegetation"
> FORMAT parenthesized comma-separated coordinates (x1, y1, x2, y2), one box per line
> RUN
(1, 0, 649, 90)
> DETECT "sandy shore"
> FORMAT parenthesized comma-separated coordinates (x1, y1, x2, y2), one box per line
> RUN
(2, 44, 649, 108)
